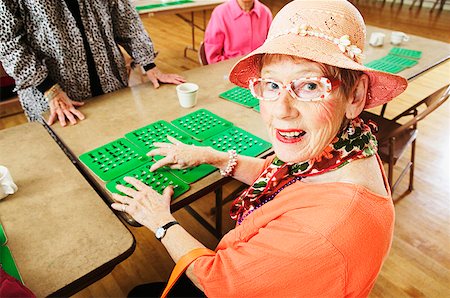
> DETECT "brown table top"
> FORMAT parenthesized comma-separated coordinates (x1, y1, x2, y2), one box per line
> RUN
(134, 0, 225, 16)
(365, 25, 450, 80)
(48, 58, 270, 223)
(0, 123, 134, 297)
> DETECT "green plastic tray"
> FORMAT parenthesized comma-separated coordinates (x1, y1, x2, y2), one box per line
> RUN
(219, 87, 259, 108)
(106, 162, 190, 199)
(79, 138, 150, 182)
(135, 0, 193, 11)
(1, 245, 22, 282)
(364, 60, 406, 74)
(170, 164, 217, 184)
(171, 109, 233, 141)
(389, 47, 422, 59)
(204, 126, 272, 157)
(125, 120, 195, 152)
(383, 55, 418, 67)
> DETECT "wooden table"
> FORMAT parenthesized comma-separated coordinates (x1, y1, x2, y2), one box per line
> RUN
(134, 0, 225, 57)
(46, 58, 269, 233)
(365, 25, 450, 80)
(0, 123, 135, 297)
(45, 26, 449, 233)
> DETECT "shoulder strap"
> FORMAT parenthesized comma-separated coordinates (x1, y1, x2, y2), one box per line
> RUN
(161, 248, 215, 298)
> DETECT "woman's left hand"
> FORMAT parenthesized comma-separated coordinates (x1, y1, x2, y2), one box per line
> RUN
(110, 177, 175, 232)
(146, 66, 185, 88)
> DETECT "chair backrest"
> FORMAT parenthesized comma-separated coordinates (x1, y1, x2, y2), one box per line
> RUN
(383, 84, 450, 140)
(198, 42, 208, 66)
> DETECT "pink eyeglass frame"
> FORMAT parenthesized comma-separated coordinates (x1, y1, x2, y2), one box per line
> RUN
(249, 77, 341, 102)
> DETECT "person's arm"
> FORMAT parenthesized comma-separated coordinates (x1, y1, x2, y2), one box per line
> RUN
(204, 9, 227, 64)
(147, 136, 266, 185)
(109, 0, 185, 88)
(0, 1, 86, 126)
(0, 1, 49, 91)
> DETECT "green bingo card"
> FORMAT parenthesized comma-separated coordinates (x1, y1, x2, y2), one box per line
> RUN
(389, 47, 422, 59)
(106, 162, 190, 199)
(1, 222, 22, 282)
(171, 109, 233, 141)
(125, 120, 196, 152)
(219, 86, 259, 108)
(364, 60, 406, 74)
(79, 138, 149, 181)
(204, 126, 272, 157)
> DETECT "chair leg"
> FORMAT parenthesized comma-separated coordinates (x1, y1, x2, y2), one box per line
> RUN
(388, 138, 395, 193)
(409, 139, 416, 192)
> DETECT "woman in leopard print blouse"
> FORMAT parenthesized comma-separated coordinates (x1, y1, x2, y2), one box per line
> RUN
(0, 0, 185, 125)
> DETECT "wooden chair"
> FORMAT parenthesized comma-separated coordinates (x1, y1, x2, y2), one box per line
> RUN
(198, 42, 208, 66)
(360, 84, 450, 197)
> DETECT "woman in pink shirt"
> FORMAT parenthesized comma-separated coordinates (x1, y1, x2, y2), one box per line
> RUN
(204, 0, 272, 64)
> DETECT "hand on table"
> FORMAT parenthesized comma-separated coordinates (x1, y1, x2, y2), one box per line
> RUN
(47, 91, 85, 127)
(111, 177, 175, 232)
(147, 135, 208, 172)
(146, 66, 185, 88)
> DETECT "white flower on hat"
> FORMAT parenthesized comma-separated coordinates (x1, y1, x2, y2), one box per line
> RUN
(290, 24, 310, 36)
(336, 35, 351, 53)
(347, 45, 363, 61)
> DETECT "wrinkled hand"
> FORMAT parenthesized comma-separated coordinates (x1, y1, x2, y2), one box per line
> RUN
(47, 91, 85, 127)
(147, 135, 206, 172)
(111, 177, 175, 232)
(146, 66, 185, 88)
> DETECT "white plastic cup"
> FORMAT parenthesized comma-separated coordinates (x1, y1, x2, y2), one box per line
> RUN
(390, 31, 409, 46)
(369, 32, 385, 47)
(176, 83, 199, 108)
(0, 166, 18, 200)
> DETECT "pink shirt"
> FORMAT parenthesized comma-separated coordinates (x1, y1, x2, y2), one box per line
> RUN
(204, 0, 272, 64)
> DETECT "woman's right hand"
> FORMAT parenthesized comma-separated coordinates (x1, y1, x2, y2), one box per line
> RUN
(147, 135, 210, 172)
(47, 90, 85, 127)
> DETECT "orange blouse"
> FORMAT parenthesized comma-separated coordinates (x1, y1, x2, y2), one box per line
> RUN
(194, 156, 394, 297)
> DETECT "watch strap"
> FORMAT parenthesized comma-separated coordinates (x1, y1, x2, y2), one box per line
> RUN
(156, 220, 179, 241)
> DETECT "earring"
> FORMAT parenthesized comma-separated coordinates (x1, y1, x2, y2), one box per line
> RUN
(347, 119, 356, 136)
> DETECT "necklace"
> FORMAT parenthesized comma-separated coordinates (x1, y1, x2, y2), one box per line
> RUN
(238, 176, 302, 225)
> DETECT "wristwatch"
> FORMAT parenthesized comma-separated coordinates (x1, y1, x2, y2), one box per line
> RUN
(155, 221, 179, 241)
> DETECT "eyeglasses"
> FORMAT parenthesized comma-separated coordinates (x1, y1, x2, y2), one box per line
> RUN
(249, 77, 340, 102)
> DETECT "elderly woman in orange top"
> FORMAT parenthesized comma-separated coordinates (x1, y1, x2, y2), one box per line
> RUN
(112, 0, 407, 297)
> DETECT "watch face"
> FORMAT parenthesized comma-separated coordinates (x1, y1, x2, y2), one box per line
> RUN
(155, 227, 165, 240)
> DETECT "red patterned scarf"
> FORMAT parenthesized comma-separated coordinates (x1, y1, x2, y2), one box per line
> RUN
(230, 117, 378, 222)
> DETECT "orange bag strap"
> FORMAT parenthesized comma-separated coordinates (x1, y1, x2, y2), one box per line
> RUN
(161, 248, 215, 298)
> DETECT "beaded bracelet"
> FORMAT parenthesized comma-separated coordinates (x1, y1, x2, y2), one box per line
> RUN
(44, 83, 62, 102)
(219, 150, 238, 177)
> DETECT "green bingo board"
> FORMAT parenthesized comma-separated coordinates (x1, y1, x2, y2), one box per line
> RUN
(253, 104, 260, 113)
(79, 138, 149, 181)
(383, 55, 418, 67)
(106, 162, 190, 199)
(125, 120, 196, 152)
(389, 47, 422, 59)
(364, 60, 406, 74)
(135, 0, 194, 11)
(204, 126, 272, 157)
(171, 109, 233, 141)
(1, 222, 23, 283)
(219, 87, 259, 108)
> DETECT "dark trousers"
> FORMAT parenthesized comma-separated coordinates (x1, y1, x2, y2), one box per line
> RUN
(128, 274, 205, 298)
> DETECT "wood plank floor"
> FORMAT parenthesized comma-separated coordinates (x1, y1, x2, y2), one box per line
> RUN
(1, 1, 449, 297)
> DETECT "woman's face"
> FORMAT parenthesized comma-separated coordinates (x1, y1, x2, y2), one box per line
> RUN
(259, 58, 356, 163)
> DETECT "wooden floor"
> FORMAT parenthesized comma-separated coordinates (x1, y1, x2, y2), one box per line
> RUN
(1, 1, 449, 297)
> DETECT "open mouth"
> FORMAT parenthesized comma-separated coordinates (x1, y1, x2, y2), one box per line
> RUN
(276, 129, 307, 143)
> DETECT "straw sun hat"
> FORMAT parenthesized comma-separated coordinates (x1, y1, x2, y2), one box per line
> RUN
(229, 0, 408, 109)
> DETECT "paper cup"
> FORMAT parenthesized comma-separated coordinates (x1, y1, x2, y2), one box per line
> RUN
(176, 83, 199, 108)
(0, 166, 18, 200)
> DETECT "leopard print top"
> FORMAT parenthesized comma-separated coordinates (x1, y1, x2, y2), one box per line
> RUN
(0, 0, 156, 121)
